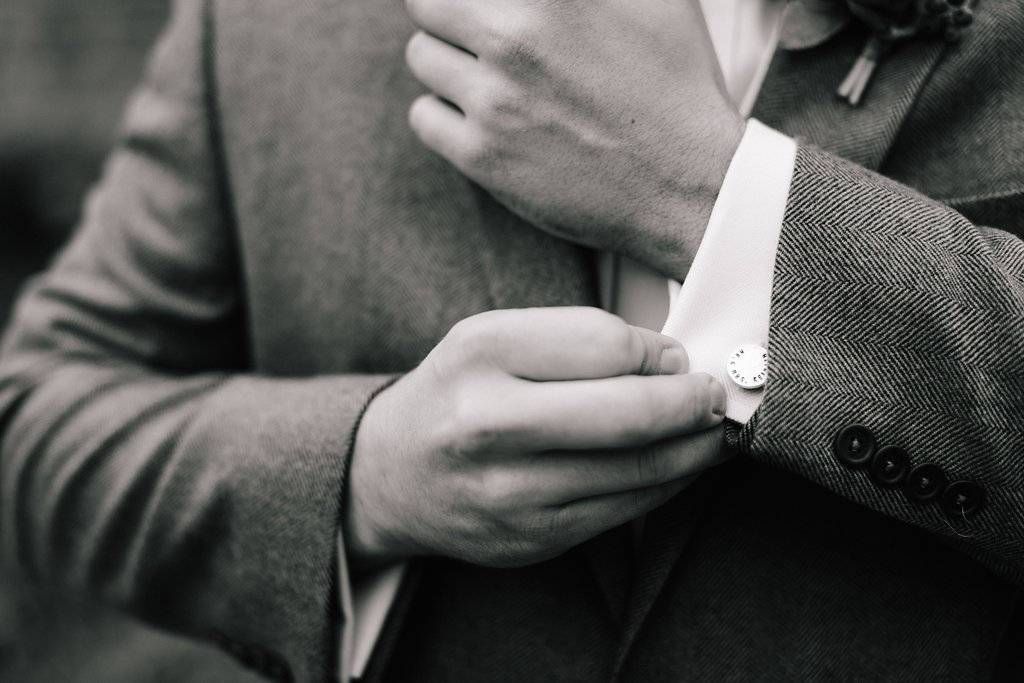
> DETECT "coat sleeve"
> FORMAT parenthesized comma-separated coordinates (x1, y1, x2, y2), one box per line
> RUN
(741, 143, 1024, 585)
(0, 3, 393, 681)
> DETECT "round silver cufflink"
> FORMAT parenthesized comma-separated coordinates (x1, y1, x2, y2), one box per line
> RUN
(726, 344, 768, 390)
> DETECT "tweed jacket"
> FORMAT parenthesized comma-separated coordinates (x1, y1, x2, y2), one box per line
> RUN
(2, 1, 1024, 681)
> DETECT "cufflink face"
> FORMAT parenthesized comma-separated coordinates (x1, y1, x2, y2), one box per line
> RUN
(726, 344, 768, 389)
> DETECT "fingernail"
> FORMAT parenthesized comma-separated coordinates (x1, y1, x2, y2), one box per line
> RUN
(708, 376, 727, 418)
(659, 345, 688, 374)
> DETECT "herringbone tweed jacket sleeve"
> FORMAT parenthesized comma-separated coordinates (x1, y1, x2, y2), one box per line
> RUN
(2, 1, 1024, 682)
(0, 6, 394, 682)
(741, 144, 1024, 584)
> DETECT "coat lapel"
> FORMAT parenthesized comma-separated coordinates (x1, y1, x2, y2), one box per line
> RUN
(611, 460, 722, 677)
(611, 27, 951, 675)
(469, 186, 597, 310)
(752, 26, 949, 171)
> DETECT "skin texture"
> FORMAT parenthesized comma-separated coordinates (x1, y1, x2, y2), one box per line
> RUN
(346, 308, 729, 568)
(403, 0, 745, 280)
(346, 1, 743, 567)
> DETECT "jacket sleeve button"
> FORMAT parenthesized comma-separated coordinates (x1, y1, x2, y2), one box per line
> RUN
(870, 446, 910, 488)
(833, 424, 876, 468)
(904, 463, 947, 502)
(942, 480, 986, 519)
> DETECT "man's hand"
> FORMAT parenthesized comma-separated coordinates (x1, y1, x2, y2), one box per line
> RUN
(345, 307, 729, 569)
(404, 0, 744, 279)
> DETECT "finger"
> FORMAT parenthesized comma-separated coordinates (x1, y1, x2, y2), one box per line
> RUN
(404, 0, 489, 56)
(408, 94, 470, 163)
(454, 307, 688, 380)
(553, 477, 693, 546)
(514, 427, 727, 504)
(500, 373, 726, 451)
(405, 31, 481, 112)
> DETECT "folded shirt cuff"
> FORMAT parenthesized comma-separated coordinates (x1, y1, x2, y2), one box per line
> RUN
(338, 532, 406, 681)
(662, 119, 797, 424)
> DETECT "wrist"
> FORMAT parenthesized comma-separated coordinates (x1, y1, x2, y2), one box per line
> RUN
(634, 113, 746, 280)
(344, 382, 416, 570)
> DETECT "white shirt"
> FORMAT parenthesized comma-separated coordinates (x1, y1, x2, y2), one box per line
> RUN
(341, 1, 798, 678)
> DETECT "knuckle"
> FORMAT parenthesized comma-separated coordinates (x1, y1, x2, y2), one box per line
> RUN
(592, 314, 637, 367)
(478, 470, 520, 511)
(443, 309, 522, 373)
(468, 77, 498, 112)
(445, 315, 476, 348)
(446, 314, 494, 360)
(489, 18, 544, 72)
(473, 78, 521, 124)
(433, 383, 494, 455)
(584, 307, 620, 328)
(451, 394, 504, 453)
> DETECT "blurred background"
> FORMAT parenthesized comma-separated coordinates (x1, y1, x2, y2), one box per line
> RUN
(0, 1, 167, 321)
(1, 2, 258, 680)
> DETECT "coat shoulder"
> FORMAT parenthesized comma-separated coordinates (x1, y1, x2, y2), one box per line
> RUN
(885, 0, 1024, 207)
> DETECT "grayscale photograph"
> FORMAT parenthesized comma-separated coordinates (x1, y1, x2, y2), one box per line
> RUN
(1, 0, 1022, 681)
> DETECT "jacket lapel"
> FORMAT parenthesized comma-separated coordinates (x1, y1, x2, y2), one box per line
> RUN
(611, 459, 722, 678)
(469, 186, 598, 310)
(752, 26, 949, 171)
(611, 27, 951, 676)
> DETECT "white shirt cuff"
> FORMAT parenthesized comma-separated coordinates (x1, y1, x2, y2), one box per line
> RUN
(661, 119, 797, 424)
(337, 532, 406, 681)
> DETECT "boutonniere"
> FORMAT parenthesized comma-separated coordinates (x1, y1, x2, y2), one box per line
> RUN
(781, 0, 976, 106)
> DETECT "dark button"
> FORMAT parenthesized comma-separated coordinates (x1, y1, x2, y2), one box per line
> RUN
(905, 463, 947, 502)
(833, 424, 876, 468)
(870, 446, 910, 488)
(942, 480, 986, 519)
